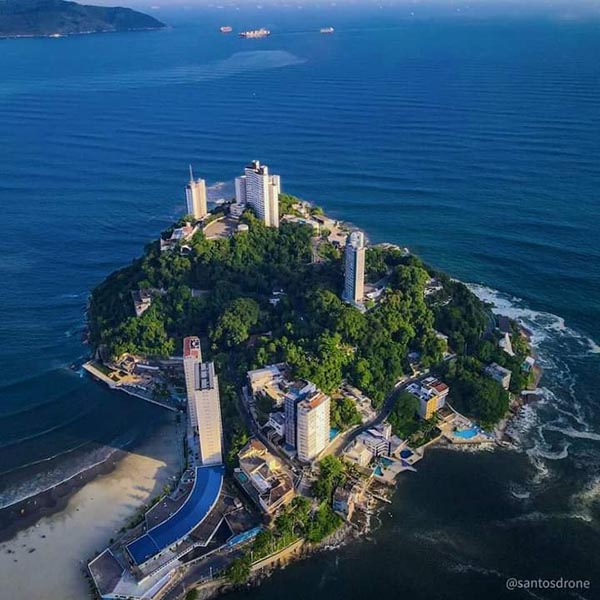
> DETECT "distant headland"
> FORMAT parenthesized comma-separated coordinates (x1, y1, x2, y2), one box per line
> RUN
(0, 0, 165, 39)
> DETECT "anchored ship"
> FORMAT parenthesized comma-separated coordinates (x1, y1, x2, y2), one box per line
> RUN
(220, 26, 233, 33)
(239, 28, 271, 38)
(320, 27, 335, 34)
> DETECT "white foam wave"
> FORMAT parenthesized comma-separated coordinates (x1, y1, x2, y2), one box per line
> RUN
(497, 510, 593, 526)
(544, 425, 600, 442)
(528, 442, 570, 461)
(570, 476, 600, 523)
(468, 283, 599, 354)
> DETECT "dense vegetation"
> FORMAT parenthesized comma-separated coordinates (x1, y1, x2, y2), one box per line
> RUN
(0, 0, 165, 37)
(225, 491, 343, 584)
(89, 197, 527, 453)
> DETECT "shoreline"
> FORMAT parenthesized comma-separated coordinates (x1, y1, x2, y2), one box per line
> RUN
(0, 404, 179, 545)
(0, 418, 184, 600)
(0, 448, 127, 544)
(0, 26, 166, 41)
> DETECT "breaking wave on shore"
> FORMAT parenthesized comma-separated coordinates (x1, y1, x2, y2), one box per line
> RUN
(468, 284, 600, 515)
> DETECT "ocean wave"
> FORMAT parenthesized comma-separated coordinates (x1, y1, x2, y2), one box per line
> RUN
(468, 283, 599, 354)
(0, 430, 137, 509)
(0, 408, 91, 451)
(527, 442, 571, 461)
(570, 476, 600, 522)
(495, 510, 593, 527)
(544, 425, 600, 442)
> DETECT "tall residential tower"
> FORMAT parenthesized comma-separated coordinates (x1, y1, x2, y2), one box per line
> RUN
(296, 391, 331, 462)
(185, 166, 208, 220)
(342, 231, 366, 307)
(234, 160, 280, 227)
(183, 337, 223, 466)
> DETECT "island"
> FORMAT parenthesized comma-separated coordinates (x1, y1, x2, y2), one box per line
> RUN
(80, 160, 539, 599)
(0, 0, 165, 39)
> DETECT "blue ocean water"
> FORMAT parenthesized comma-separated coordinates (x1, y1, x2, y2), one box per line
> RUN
(0, 5, 599, 598)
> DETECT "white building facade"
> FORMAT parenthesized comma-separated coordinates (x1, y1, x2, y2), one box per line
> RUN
(234, 160, 280, 227)
(183, 337, 223, 465)
(296, 391, 330, 462)
(343, 231, 366, 306)
(185, 166, 208, 220)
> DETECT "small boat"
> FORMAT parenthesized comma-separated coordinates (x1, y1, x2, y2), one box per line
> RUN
(320, 27, 334, 34)
(220, 26, 233, 33)
(239, 28, 270, 38)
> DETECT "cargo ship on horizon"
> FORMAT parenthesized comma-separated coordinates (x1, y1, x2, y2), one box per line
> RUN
(239, 28, 270, 38)
(219, 26, 233, 33)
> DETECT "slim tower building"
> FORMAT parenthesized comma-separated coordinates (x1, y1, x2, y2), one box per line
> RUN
(185, 166, 208, 220)
(342, 231, 366, 306)
(183, 337, 223, 466)
(296, 391, 331, 462)
(234, 160, 280, 227)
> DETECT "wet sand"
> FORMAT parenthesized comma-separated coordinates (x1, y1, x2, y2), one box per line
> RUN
(0, 417, 184, 600)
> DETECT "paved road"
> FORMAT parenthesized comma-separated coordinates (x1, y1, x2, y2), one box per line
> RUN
(161, 547, 244, 600)
(339, 372, 428, 454)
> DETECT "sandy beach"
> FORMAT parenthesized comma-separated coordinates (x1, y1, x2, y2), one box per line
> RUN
(0, 416, 184, 600)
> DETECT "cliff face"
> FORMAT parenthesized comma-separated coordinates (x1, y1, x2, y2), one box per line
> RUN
(0, 0, 165, 37)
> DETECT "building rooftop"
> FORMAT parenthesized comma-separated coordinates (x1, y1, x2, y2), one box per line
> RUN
(299, 391, 329, 410)
(126, 465, 224, 566)
(183, 336, 202, 360)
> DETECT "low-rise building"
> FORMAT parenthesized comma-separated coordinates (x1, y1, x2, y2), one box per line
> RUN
(160, 222, 197, 252)
(406, 377, 450, 420)
(332, 483, 363, 521)
(499, 332, 515, 357)
(235, 439, 295, 515)
(344, 441, 373, 468)
(485, 362, 512, 390)
(267, 411, 286, 438)
(247, 363, 288, 406)
(356, 423, 392, 457)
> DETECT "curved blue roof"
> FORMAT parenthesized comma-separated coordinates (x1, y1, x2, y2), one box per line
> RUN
(127, 465, 224, 566)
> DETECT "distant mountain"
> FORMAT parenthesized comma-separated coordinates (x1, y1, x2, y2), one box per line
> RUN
(0, 0, 165, 38)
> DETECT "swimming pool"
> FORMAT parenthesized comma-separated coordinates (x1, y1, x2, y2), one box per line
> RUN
(454, 427, 479, 439)
(373, 466, 384, 477)
(400, 449, 413, 459)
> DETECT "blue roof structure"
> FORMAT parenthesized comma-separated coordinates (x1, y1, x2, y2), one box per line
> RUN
(127, 465, 224, 566)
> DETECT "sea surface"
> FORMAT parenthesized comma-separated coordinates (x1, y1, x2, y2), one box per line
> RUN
(0, 5, 599, 599)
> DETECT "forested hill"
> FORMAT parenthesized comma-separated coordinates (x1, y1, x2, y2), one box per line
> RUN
(0, 0, 165, 37)
(88, 198, 532, 429)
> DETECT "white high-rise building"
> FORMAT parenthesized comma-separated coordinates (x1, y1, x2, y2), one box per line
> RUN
(185, 166, 208, 220)
(296, 391, 330, 462)
(183, 337, 223, 466)
(342, 231, 366, 306)
(234, 160, 280, 227)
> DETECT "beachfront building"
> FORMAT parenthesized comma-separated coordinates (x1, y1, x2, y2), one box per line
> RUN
(235, 160, 281, 227)
(342, 231, 366, 307)
(185, 165, 208, 220)
(296, 391, 331, 462)
(356, 422, 393, 457)
(183, 337, 223, 466)
(485, 362, 512, 390)
(284, 380, 317, 448)
(235, 439, 295, 515)
(406, 377, 450, 420)
(333, 482, 364, 521)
